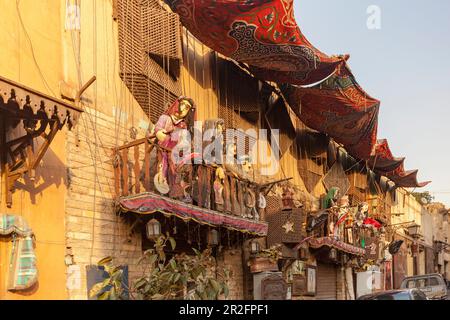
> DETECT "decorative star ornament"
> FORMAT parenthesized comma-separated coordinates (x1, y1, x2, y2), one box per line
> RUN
(282, 220, 294, 234)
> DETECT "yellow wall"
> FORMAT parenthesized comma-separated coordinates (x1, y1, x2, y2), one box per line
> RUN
(0, 0, 147, 299)
(391, 188, 422, 228)
(0, 0, 67, 300)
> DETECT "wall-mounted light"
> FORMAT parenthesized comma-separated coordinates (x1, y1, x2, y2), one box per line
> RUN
(146, 219, 161, 240)
(329, 248, 337, 260)
(342, 254, 349, 265)
(207, 229, 219, 247)
(407, 224, 421, 238)
(250, 240, 261, 255)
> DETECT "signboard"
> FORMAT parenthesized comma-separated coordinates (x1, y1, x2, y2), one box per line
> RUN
(261, 274, 287, 300)
(292, 275, 306, 296)
(306, 266, 317, 296)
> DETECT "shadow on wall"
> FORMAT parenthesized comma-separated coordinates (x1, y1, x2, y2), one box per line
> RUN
(13, 146, 68, 205)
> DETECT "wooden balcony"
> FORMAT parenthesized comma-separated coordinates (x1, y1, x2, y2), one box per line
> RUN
(112, 138, 269, 236)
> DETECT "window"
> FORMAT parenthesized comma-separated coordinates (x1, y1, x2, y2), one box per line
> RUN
(429, 277, 440, 286)
(406, 280, 416, 289)
(417, 279, 426, 288)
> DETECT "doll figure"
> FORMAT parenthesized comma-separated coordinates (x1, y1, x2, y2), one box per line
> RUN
(355, 202, 369, 227)
(213, 167, 225, 212)
(154, 96, 195, 198)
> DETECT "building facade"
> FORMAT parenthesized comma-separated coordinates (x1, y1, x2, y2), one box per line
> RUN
(0, 0, 443, 300)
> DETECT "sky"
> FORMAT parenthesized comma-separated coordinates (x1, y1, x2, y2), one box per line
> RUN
(294, 0, 450, 207)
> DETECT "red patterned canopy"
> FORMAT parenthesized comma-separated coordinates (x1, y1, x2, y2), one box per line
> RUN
(119, 192, 268, 236)
(370, 139, 430, 188)
(369, 139, 405, 173)
(165, 0, 346, 85)
(386, 164, 431, 188)
(282, 63, 380, 160)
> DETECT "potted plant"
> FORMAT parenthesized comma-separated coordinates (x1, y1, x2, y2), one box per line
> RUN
(248, 244, 282, 273)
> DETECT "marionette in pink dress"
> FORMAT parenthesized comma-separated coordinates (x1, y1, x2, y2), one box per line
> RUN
(153, 97, 196, 199)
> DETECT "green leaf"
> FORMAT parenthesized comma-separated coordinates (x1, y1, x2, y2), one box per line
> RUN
(169, 259, 177, 270)
(89, 283, 104, 298)
(97, 256, 113, 266)
(169, 237, 176, 250)
(223, 285, 229, 298)
(110, 286, 118, 300)
(209, 279, 221, 292)
(134, 278, 148, 289)
(98, 291, 111, 300)
(148, 254, 158, 265)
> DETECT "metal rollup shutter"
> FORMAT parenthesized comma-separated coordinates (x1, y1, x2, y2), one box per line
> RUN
(316, 262, 337, 300)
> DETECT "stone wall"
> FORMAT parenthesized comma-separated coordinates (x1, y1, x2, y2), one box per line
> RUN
(65, 106, 148, 299)
(217, 248, 245, 300)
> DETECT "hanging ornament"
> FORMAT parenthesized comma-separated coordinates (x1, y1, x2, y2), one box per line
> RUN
(146, 219, 161, 240)
(187, 222, 192, 244)
(197, 225, 202, 248)
(207, 228, 219, 247)
(282, 220, 294, 234)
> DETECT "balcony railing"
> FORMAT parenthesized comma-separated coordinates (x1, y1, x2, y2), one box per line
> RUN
(113, 138, 267, 223)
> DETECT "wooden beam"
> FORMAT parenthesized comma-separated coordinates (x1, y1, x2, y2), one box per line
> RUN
(144, 140, 152, 191)
(122, 148, 129, 197)
(134, 145, 141, 194)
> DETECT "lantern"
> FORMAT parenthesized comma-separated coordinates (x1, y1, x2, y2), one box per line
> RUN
(207, 229, 219, 246)
(146, 219, 161, 240)
(329, 248, 337, 260)
(342, 254, 349, 265)
(407, 224, 420, 238)
(250, 240, 261, 255)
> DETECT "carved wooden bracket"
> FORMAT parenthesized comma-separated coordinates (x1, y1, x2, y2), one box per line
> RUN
(0, 75, 83, 207)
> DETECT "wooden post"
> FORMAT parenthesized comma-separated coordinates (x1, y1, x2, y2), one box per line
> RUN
(114, 151, 121, 198)
(134, 145, 140, 194)
(143, 141, 152, 192)
(0, 116, 5, 207)
(122, 148, 129, 196)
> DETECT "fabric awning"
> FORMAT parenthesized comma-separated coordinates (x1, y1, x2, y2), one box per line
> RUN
(308, 237, 366, 256)
(370, 139, 431, 188)
(369, 139, 405, 173)
(165, 0, 346, 85)
(119, 192, 268, 236)
(282, 63, 380, 160)
(386, 165, 431, 188)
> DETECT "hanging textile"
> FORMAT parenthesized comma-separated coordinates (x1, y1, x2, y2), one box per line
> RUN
(308, 237, 365, 256)
(119, 193, 268, 236)
(165, 0, 346, 85)
(282, 63, 380, 160)
(369, 139, 430, 188)
(386, 164, 431, 188)
(0, 214, 38, 291)
(369, 139, 405, 173)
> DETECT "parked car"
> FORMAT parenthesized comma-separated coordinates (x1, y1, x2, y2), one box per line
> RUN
(400, 273, 448, 300)
(357, 289, 428, 300)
